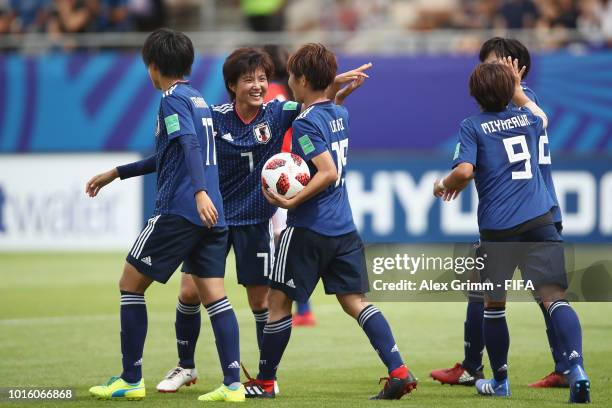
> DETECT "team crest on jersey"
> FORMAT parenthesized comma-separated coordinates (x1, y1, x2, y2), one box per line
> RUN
(253, 122, 272, 144)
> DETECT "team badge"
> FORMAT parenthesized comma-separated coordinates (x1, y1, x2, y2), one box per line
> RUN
(253, 122, 272, 144)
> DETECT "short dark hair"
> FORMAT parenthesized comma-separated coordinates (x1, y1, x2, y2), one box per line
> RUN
(142, 28, 194, 77)
(479, 37, 531, 79)
(469, 63, 515, 112)
(222, 47, 274, 100)
(287, 43, 337, 91)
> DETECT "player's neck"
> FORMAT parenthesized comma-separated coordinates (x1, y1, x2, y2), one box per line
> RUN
(301, 91, 329, 109)
(234, 100, 260, 124)
(159, 76, 185, 92)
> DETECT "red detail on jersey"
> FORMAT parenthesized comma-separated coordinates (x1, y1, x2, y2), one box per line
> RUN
(276, 173, 290, 195)
(295, 173, 310, 186)
(281, 128, 293, 153)
(265, 158, 286, 170)
(234, 105, 260, 125)
(291, 153, 303, 166)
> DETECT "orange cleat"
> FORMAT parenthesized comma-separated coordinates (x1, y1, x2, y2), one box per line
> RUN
(430, 362, 484, 386)
(292, 311, 316, 327)
(528, 371, 569, 388)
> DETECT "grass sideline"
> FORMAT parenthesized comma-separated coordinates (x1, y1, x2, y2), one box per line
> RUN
(1, 252, 611, 407)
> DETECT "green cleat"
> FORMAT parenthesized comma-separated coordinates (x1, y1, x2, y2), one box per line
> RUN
(198, 384, 245, 402)
(89, 376, 146, 400)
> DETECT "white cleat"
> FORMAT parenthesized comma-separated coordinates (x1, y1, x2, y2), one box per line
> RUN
(274, 381, 280, 395)
(156, 367, 198, 393)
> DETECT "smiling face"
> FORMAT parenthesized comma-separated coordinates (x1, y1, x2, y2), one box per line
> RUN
(230, 68, 268, 108)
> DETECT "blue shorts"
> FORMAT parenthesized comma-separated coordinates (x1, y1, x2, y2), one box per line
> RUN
(269, 227, 369, 303)
(227, 221, 275, 286)
(479, 222, 568, 301)
(126, 214, 228, 284)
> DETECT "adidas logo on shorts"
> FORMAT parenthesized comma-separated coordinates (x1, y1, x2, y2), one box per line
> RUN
(286, 279, 296, 288)
(141, 256, 152, 266)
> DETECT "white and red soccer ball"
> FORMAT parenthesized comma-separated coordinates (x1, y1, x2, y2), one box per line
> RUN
(261, 153, 310, 199)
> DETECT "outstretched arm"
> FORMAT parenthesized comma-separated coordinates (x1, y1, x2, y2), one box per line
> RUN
(85, 154, 156, 197)
(326, 63, 372, 105)
(433, 163, 474, 201)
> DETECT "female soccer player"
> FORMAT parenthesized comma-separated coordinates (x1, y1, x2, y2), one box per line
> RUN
(243, 43, 417, 401)
(433, 57, 590, 403)
(86, 28, 244, 402)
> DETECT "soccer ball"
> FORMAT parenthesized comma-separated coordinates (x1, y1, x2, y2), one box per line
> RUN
(261, 153, 311, 199)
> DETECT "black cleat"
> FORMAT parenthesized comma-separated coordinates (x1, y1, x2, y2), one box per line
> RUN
(241, 363, 275, 399)
(370, 369, 418, 400)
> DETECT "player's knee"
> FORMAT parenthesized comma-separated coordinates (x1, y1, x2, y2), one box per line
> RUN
(267, 289, 292, 319)
(337, 294, 368, 319)
(179, 283, 200, 304)
(119, 262, 151, 294)
(248, 296, 268, 311)
(484, 300, 506, 309)
(246, 285, 269, 310)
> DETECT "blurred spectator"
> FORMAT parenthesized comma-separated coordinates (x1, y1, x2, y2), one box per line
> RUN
(240, 0, 285, 32)
(127, 0, 164, 31)
(550, 0, 579, 28)
(98, 0, 130, 31)
(0, 0, 11, 34)
(48, 0, 98, 33)
(497, 0, 540, 28)
(8, 0, 51, 33)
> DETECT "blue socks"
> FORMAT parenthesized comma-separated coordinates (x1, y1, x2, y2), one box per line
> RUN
(204, 297, 240, 385)
(296, 301, 311, 315)
(120, 291, 147, 384)
(548, 300, 584, 368)
(462, 300, 485, 372)
(483, 307, 509, 381)
(252, 309, 269, 351)
(538, 302, 569, 373)
(258, 315, 292, 380)
(175, 299, 201, 369)
(358, 305, 404, 373)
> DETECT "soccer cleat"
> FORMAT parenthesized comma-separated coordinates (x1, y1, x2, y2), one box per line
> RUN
(370, 367, 418, 400)
(568, 365, 590, 403)
(156, 366, 198, 393)
(475, 378, 510, 397)
(430, 362, 484, 386)
(198, 384, 245, 402)
(89, 376, 146, 400)
(528, 371, 569, 388)
(292, 311, 316, 327)
(241, 364, 275, 398)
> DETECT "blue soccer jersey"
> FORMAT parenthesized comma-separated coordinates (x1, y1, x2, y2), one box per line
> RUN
(512, 83, 562, 223)
(212, 99, 300, 225)
(452, 106, 555, 231)
(153, 81, 225, 227)
(287, 101, 356, 236)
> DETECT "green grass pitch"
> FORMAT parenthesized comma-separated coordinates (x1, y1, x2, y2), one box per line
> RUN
(1, 251, 611, 407)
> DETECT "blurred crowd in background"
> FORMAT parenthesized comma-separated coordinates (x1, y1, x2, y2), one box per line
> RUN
(0, 0, 611, 48)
